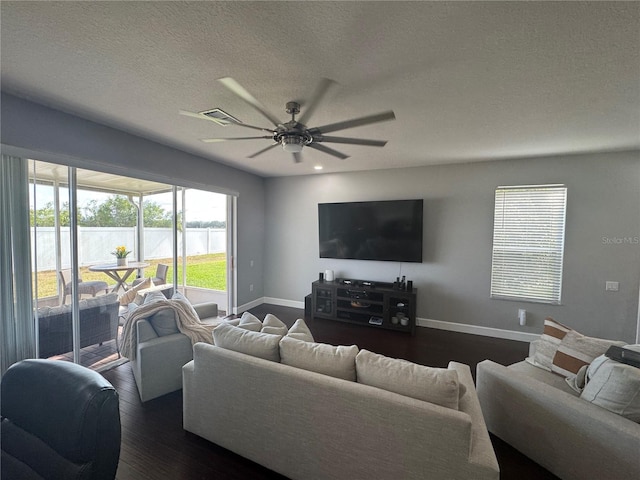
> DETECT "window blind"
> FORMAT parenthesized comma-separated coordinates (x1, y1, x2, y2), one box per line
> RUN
(490, 184, 567, 304)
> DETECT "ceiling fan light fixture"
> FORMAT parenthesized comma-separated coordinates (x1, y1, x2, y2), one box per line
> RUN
(281, 135, 305, 153)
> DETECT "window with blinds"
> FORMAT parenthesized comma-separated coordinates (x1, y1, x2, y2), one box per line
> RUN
(490, 184, 567, 304)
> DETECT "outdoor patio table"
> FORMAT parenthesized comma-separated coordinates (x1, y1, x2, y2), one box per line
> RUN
(89, 262, 150, 293)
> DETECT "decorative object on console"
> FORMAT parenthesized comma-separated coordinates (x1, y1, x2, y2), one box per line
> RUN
(324, 269, 334, 281)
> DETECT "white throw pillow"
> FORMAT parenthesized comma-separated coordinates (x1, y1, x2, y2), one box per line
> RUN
(119, 278, 151, 306)
(238, 311, 263, 331)
(279, 336, 358, 381)
(355, 349, 461, 410)
(286, 318, 315, 342)
(261, 313, 288, 336)
(213, 322, 282, 362)
(580, 353, 640, 423)
(143, 290, 166, 305)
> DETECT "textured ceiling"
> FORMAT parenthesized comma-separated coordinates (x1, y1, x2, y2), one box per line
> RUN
(1, 1, 639, 177)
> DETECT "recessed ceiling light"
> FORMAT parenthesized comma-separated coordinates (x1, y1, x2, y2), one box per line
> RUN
(314, 165, 323, 170)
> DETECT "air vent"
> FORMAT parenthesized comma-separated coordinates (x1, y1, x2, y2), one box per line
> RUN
(200, 108, 240, 126)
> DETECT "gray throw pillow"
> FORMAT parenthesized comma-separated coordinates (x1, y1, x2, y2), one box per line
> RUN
(148, 308, 179, 337)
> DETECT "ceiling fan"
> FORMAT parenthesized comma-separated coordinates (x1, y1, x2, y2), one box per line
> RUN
(180, 78, 395, 163)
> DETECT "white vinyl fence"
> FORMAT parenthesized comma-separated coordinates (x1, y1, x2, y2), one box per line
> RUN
(31, 227, 226, 271)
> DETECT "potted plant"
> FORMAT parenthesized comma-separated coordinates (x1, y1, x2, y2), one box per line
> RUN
(112, 246, 131, 266)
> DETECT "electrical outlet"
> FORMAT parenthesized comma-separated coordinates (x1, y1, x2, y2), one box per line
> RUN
(605, 281, 619, 292)
(249, 284, 254, 292)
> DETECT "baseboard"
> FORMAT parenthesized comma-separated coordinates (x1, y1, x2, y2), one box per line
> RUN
(257, 297, 539, 343)
(416, 317, 539, 342)
(264, 297, 305, 309)
(236, 297, 266, 314)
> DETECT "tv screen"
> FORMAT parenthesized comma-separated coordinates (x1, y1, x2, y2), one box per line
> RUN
(318, 199, 423, 262)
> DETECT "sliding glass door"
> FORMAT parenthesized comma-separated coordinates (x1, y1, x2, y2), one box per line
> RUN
(27, 158, 235, 369)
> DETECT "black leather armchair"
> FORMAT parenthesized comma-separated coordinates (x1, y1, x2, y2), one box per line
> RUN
(1, 359, 121, 480)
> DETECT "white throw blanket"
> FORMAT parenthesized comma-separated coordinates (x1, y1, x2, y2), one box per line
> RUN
(120, 298, 216, 360)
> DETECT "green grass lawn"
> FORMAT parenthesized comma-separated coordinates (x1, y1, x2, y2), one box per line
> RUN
(35, 253, 226, 298)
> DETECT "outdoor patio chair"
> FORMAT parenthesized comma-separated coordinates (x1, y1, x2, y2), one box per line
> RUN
(132, 263, 168, 287)
(59, 268, 109, 305)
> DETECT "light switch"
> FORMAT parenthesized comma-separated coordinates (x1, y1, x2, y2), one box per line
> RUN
(605, 281, 619, 292)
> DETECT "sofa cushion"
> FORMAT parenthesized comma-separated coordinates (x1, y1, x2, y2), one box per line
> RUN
(213, 323, 282, 362)
(528, 317, 572, 371)
(551, 330, 626, 377)
(286, 318, 315, 342)
(261, 314, 288, 336)
(171, 290, 200, 319)
(279, 336, 358, 381)
(581, 349, 640, 423)
(356, 349, 461, 410)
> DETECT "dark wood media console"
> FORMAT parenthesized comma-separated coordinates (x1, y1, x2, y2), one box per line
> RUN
(311, 279, 416, 334)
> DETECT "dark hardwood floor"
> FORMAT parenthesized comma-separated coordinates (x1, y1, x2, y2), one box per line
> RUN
(102, 304, 559, 480)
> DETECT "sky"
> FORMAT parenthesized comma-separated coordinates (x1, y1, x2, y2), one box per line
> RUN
(31, 184, 227, 222)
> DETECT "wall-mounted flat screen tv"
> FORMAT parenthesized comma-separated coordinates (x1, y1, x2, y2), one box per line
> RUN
(318, 199, 423, 262)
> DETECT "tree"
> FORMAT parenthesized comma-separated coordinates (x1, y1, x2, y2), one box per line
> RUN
(31, 195, 186, 228)
(143, 201, 173, 227)
(30, 201, 71, 226)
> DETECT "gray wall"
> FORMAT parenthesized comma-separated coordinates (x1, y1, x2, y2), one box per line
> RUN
(1, 93, 265, 308)
(264, 151, 640, 342)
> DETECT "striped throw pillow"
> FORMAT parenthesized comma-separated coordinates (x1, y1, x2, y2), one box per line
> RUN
(531, 317, 572, 371)
(552, 330, 626, 377)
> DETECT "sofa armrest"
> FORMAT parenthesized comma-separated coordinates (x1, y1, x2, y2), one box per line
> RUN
(132, 333, 193, 402)
(449, 362, 500, 476)
(528, 339, 540, 358)
(194, 302, 218, 320)
(136, 319, 158, 343)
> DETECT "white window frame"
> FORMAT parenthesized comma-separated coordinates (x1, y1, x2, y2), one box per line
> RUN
(490, 184, 567, 305)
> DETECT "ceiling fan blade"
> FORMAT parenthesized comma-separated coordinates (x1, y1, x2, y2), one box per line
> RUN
(200, 136, 273, 143)
(218, 77, 281, 127)
(306, 142, 349, 160)
(315, 136, 387, 147)
(297, 78, 336, 126)
(292, 152, 302, 164)
(248, 143, 279, 159)
(309, 110, 396, 135)
(179, 109, 211, 120)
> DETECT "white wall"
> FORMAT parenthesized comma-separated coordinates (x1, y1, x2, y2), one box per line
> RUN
(1, 93, 265, 307)
(264, 151, 640, 342)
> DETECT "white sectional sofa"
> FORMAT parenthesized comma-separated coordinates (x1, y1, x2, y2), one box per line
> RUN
(477, 338, 640, 480)
(182, 323, 500, 480)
